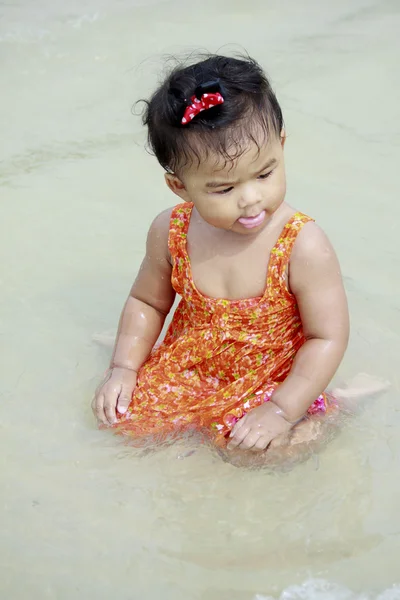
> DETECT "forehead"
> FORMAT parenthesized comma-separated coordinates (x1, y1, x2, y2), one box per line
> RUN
(182, 136, 281, 181)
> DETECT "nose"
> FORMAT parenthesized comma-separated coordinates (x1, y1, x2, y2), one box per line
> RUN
(238, 184, 262, 211)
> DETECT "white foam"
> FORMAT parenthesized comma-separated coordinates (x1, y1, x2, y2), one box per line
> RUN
(254, 579, 400, 600)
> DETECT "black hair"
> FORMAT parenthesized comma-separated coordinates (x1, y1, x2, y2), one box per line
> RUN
(142, 53, 284, 174)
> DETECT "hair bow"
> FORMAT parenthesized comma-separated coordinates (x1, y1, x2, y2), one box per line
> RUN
(181, 92, 224, 125)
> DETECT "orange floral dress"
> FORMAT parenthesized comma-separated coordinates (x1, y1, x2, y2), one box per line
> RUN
(114, 202, 327, 445)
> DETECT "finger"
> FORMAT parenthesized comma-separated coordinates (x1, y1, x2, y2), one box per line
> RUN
(250, 437, 269, 452)
(238, 432, 263, 451)
(117, 386, 133, 414)
(227, 426, 250, 449)
(94, 370, 112, 399)
(229, 417, 246, 438)
(104, 384, 122, 425)
(269, 432, 290, 449)
(104, 388, 121, 425)
(93, 394, 108, 426)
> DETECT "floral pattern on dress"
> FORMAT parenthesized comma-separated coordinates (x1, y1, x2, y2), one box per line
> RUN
(113, 202, 327, 445)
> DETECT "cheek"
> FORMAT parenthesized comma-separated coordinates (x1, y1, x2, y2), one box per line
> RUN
(268, 173, 286, 200)
(275, 170, 286, 193)
(196, 192, 233, 212)
(196, 198, 238, 225)
(210, 198, 238, 219)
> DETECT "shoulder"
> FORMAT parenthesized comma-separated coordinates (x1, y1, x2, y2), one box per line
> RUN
(146, 206, 175, 247)
(291, 221, 337, 264)
(148, 206, 174, 236)
(147, 202, 191, 236)
(144, 207, 175, 265)
(289, 221, 342, 292)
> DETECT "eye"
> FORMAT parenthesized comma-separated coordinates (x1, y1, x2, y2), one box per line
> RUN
(215, 187, 234, 195)
(258, 170, 274, 180)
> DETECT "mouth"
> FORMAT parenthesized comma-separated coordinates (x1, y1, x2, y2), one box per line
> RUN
(237, 210, 266, 229)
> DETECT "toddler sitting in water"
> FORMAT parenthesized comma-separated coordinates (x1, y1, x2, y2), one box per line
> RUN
(92, 54, 384, 455)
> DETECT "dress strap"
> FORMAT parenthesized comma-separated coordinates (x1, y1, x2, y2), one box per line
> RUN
(272, 212, 314, 259)
(267, 212, 314, 298)
(168, 202, 193, 258)
(168, 202, 193, 296)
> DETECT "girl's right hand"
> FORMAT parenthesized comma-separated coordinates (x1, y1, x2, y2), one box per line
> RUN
(92, 367, 137, 426)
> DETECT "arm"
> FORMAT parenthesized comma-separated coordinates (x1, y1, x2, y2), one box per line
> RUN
(228, 222, 349, 451)
(271, 222, 349, 421)
(93, 208, 176, 425)
(110, 208, 176, 373)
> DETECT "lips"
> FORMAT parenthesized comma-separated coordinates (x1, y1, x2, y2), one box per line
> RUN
(238, 210, 266, 229)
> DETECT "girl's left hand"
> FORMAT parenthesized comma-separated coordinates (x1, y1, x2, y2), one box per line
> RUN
(227, 402, 295, 452)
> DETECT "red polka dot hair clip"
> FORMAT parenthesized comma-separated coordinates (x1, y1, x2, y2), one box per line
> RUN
(181, 82, 225, 125)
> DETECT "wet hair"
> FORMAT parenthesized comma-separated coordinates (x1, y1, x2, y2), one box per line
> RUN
(142, 53, 284, 174)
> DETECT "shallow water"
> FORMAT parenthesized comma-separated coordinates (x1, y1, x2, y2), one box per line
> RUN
(1, 0, 400, 598)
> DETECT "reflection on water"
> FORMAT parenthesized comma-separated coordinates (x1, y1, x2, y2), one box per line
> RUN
(1, 0, 400, 598)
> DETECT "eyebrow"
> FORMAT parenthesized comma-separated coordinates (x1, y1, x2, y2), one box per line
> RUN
(205, 158, 278, 189)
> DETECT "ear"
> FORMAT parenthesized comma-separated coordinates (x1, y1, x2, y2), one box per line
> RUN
(165, 173, 190, 202)
(280, 129, 286, 149)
